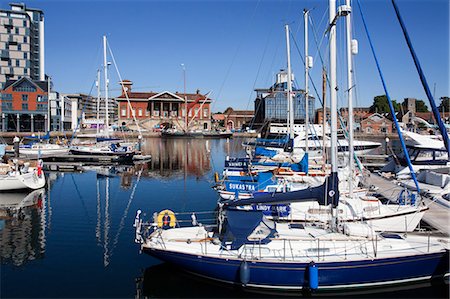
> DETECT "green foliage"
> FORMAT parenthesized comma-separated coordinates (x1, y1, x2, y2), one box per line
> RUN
(369, 95, 400, 114)
(438, 97, 449, 112)
(415, 100, 429, 112)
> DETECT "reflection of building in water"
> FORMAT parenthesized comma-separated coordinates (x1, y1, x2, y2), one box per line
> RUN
(0, 189, 46, 266)
(140, 139, 211, 178)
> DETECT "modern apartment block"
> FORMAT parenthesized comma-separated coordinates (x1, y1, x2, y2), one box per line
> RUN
(0, 3, 45, 89)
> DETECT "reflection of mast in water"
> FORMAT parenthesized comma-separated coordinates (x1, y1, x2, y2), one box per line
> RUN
(111, 167, 143, 252)
(103, 176, 110, 267)
(96, 178, 101, 245)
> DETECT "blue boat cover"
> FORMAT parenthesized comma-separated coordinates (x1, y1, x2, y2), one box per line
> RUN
(225, 172, 340, 208)
(23, 132, 50, 140)
(290, 153, 309, 173)
(255, 146, 278, 158)
(221, 209, 276, 250)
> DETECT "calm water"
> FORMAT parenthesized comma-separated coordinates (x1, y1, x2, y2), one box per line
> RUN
(0, 138, 448, 298)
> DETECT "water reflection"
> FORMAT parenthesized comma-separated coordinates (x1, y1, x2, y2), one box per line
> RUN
(0, 189, 46, 266)
(141, 138, 211, 179)
(135, 263, 449, 299)
(95, 165, 144, 267)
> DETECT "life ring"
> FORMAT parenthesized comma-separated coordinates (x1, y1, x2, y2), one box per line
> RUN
(156, 209, 177, 228)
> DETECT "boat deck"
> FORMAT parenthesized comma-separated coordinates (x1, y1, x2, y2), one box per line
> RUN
(363, 172, 449, 236)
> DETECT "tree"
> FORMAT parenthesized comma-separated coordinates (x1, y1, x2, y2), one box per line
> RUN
(438, 97, 449, 112)
(369, 95, 400, 114)
(415, 100, 429, 112)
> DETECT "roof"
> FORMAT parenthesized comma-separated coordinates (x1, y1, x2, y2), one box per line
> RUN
(2, 77, 48, 92)
(361, 113, 392, 123)
(212, 114, 225, 121)
(116, 91, 212, 102)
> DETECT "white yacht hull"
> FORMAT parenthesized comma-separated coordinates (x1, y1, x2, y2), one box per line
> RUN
(0, 171, 46, 191)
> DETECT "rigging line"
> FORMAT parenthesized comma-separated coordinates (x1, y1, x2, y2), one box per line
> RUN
(213, 0, 261, 110)
(356, 0, 420, 193)
(232, 18, 275, 154)
(110, 167, 143, 255)
(69, 79, 97, 145)
(391, 0, 450, 156)
(290, 31, 364, 171)
(69, 173, 93, 223)
(107, 40, 142, 137)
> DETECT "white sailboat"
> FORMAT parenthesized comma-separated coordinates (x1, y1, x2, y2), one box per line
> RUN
(0, 160, 45, 191)
(70, 36, 136, 159)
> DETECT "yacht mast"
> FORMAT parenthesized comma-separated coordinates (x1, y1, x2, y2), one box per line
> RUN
(103, 35, 110, 137)
(96, 69, 101, 136)
(304, 9, 310, 153)
(285, 25, 294, 142)
(329, 0, 338, 229)
(345, 0, 355, 196)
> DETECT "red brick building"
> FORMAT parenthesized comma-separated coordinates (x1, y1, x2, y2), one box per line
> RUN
(361, 113, 393, 134)
(223, 107, 254, 131)
(1, 77, 49, 132)
(116, 80, 212, 131)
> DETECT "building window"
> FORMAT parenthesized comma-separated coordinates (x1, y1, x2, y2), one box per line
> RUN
(15, 27, 19, 34)
(24, 68, 27, 74)
(16, 60, 20, 67)
(22, 94, 28, 101)
(22, 103, 28, 110)
(2, 94, 12, 100)
(203, 108, 208, 118)
(181, 108, 186, 117)
(138, 108, 142, 116)
(194, 108, 199, 117)
(24, 52, 27, 59)
(23, 20, 27, 27)
(23, 36, 27, 43)
(18, 44, 21, 51)
(121, 108, 126, 117)
(188, 109, 192, 117)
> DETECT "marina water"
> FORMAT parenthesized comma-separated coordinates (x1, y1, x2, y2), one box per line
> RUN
(1, 138, 448, 298)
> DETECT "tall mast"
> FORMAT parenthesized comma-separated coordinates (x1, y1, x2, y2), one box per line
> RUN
(47, 76, 51, 132)
(103, 35, 109, 137)
(304, 9, 310, 153)
(96, 69, 101, 136)
(329, 0, 337, 174)
(285, 25, 294, 141)
(345, 0, 355, 196)
(329, 0, 339, 229)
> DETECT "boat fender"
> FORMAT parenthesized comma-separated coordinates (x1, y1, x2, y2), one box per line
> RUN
(308, 261, 319, 290)
(156, 209, 177, 229)
(37, 159, 43, 177)
(214, 172, 219, 183)
(239, 260, 250, 287)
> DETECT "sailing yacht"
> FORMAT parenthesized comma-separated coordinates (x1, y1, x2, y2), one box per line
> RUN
(134, 1, 449, 292)
(70, 36, 136, 159)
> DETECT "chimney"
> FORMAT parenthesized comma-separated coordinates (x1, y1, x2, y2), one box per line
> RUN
(120, 80, 133, 96)
(196, 89, 200, 94)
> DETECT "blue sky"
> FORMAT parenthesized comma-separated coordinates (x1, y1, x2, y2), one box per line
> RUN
(21, 0, 449, 112)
